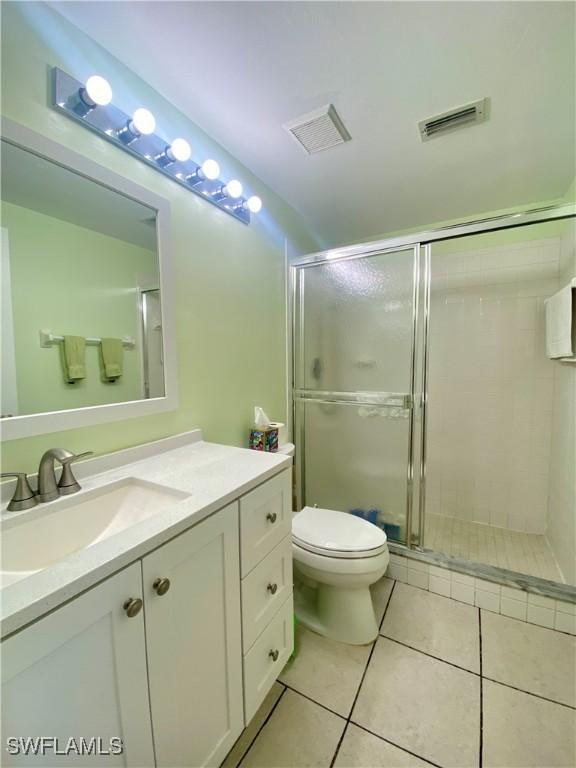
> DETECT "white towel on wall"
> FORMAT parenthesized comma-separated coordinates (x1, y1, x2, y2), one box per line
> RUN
(545, 280, 575, 359)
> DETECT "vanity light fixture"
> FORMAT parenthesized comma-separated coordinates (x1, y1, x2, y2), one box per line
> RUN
(156, 138, 192, 167)
(52, 67, 257, 224)
(186, 158, 220, 185)
(118, 108, 157, 144)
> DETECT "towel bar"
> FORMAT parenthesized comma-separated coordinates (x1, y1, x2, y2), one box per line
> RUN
(39, 330, 136, 349)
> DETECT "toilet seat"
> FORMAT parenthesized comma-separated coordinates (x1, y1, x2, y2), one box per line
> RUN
(292, 506, 387, 559)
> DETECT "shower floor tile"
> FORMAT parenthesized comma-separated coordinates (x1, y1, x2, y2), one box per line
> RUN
(425, 513, 563, 582)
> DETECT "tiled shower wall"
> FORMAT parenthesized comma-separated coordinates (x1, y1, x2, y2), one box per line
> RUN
(426, 238, 560, 534)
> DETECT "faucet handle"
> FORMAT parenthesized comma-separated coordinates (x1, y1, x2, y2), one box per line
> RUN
(57, 452, 94, 496)
(1, 472, 38, 512)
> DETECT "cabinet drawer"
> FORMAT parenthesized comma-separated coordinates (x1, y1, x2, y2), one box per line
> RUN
(243, 595, 294, 723)
(240, 470, 292, 576)
(242, 535, 293, 651)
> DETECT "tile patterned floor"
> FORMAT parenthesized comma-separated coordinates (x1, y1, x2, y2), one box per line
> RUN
(425, 513, 563, 582)
(224, 578, 576, 768)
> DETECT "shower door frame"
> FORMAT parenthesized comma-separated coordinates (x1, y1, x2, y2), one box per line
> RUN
(291, 243, 423, 549)
(290, 202, 576, 555)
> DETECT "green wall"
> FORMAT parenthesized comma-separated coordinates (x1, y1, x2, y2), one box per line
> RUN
(2, 200, 158, 414)
(0, 2, 319, 472)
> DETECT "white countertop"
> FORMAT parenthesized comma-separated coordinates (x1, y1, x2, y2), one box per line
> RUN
(1, 436, 291, 638)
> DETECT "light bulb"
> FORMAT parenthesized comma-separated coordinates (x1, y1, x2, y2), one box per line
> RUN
(168, 138, 191, 163)
(246, 196, 262, 214)
(201, 159, 220, 180)
(224, 179, 243, 199)
(131, 108, 156, 136)
(84, 75, 112, 106)
(117, 108, 156, 144)
(187, 159, 220, 185)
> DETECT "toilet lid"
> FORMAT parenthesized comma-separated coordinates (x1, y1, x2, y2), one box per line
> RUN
(292, 506, 387, 559)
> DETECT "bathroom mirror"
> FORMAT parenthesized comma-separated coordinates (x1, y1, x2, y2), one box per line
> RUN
(0, 119, 177, 439)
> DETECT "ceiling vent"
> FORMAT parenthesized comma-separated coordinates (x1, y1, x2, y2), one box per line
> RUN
(418, 98, 487, 141)
(284, 104, 351, 155)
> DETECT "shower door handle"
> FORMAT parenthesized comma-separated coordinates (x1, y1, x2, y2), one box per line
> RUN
(293, 390, 414, 409)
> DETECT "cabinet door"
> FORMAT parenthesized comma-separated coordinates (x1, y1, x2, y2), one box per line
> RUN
(143, 502, 243, 768)
(1, 563, 154, 767)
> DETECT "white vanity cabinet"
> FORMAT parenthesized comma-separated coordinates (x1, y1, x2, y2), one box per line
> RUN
(143, 501, 243, 768)
(1, 468, 293, 768)
(1, 562, 155, 767)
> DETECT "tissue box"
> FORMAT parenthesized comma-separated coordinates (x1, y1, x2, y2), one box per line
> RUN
(249, 424, 280, 452)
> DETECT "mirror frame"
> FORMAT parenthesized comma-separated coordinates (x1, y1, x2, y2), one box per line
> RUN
(0, 117, 178, 440)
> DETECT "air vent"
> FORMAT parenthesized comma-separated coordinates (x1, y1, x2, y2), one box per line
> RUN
(418, 98, 487, 141)
(284, 104, 351, 155)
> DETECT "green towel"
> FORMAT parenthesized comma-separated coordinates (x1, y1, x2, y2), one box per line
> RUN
(62, 336, 86, 383)
(100, 337, 123, 381)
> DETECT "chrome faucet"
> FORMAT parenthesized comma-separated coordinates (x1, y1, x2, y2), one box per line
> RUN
(36, 449, 93, 503)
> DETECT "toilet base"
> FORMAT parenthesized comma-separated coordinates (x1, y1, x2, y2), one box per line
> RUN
(294, 574, 380, 645)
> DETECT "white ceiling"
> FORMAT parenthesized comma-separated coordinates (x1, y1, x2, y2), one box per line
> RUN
(50, 1, 575, 248)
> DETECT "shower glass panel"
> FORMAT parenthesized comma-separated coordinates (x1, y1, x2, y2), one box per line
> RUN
(297, 250, 416, 394)
(293, 246, 420, 546)
(425, 219, 575, 584)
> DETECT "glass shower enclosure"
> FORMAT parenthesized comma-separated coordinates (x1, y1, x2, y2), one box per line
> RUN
(292, 244, 427, 548)
(291, 203, 575, 593)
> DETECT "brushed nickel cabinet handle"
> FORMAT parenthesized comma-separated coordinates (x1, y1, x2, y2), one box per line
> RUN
(153, 577, 171, 596)
(123, 598, 143, 618)
(266, 512, 277, 524)
(267, 583, 278, 595)
(269, 649, 279, 662)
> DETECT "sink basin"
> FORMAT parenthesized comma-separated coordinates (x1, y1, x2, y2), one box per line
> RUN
(1, 478, 189, 586)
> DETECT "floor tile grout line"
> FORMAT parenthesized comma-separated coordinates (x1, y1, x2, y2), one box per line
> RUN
(329, 721, 349, 768)
(379, 634, 481, 677)
(279, 581, 400, 768)
(479, 608, 483, 768)
(280, 682, 346, 720)
(372, 632, 575, 713)
(482, 676, 576, 711)
(236, 685, 287, 768)
(479, 604, 576, 638)
(345, 580, 398, 722)
(378, 579, 397, 633)
(349, 721, 444, 768)
(330, 581, 399, 768)
(265, 578, 574, 768)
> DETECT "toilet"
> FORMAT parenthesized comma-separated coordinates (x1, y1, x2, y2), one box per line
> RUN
(292, 506, 389, 645)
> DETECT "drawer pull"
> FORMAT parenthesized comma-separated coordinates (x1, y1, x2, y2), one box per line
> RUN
(266, 512, 277, 524)
(123, 598, 143, 618)
(269, 649, 280, 662)
(267, 582, 278, 595)
(153, 577, 171, 596)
